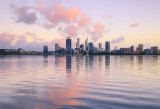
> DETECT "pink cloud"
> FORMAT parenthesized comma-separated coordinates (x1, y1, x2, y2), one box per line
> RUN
(11, 2, 107, 42)
(94, 22, 105, 32)
(130, 23, 139, 28)
(36, 3, 46, 10)
(53, 37, 66, 48)
(89, 22, 106, 40)
(78, 14, 91, 27)
(42, 5, 81, 27)
(0, 32, 53, 51)
(0, 33, 15, 48)
(0, 32, 75, 51)
(64, 23, 80, 37)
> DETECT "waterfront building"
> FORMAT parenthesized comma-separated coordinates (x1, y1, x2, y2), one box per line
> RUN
(105, 41, 110, 53)
(17, 48, 23, 53)
(88, 43, 94, 53)
(43, 45, 48, 54)
(158, 50, 160, 55)
(131, 45, 134, 53)
(151, 46, 158, 54)
(94, 47, 98, 53)
(145, 49, 153, 55)
(98, 43, 102, 52)
(55, 43, 60, 53)
(85, 37, 88, 51)
(119, 47, 131, 54)
(112, 46, 118, 53)
(80, 44, 84, 50)
(66, 37, 72, 50)
(137, 44, 143, 53)
(76, 37, 80, 48)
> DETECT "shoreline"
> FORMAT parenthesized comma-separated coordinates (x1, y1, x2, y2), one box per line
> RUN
(0, 54, 160, 56)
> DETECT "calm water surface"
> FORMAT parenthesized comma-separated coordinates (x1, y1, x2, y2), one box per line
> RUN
(0, 55, 160, 109)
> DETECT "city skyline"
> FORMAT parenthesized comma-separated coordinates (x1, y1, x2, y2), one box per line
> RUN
(0, 0, 160, 51)
(52, 37, 159, 55)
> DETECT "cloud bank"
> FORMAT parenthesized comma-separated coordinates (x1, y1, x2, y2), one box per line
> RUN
(11, 1, 106, 41)
(0, 32, 56, 51)
(11, 4, 37, 25)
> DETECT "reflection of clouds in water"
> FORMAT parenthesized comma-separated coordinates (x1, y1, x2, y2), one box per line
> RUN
(0, 56, 160, 109)
(76, 55, 80, 73)
(11, 95, 56, 109)
(55, 55, 63, 65)
(85, 55, 89, 71)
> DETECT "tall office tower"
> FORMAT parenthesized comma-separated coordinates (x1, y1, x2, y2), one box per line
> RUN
(88, 43, 94, 53)
(151, 46, 158, 54)
(137, 44, 143, 53)
(66, 37, 72, 50)
(80, 44, 84, 50)
(98, 43, 102, 52)
(76, 37, 80, 48)
(43, 45, 48, 54)
(85, 37, 88, 51)
(131, 45, 134, 53)
(55, 43, 60, 53)
(105, 41, 110, 53)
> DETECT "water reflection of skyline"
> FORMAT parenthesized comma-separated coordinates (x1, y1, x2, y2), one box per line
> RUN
(0, 55, 160, 109)
(43, 55, 48, 67)
(66, 55, 72, 73)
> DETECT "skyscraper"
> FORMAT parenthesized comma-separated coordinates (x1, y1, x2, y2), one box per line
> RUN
(151, 46, 158, 54)
(131, 45, 134, 53)
(55, 43, 60, 53)
(137, 44, 143, 53)
(98, 43, 102, 52)
(105, 41, 110, 53)
(76, 37, 80, 48)
(85, 37, 88, 51)
(43, 45, 48, 54)
(80, 44, 84, 50)
(66, 37, 72, 50)
(89, 43, 94, 53)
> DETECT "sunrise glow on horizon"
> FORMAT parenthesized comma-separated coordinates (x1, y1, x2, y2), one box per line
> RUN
(0, 0, 160, 51)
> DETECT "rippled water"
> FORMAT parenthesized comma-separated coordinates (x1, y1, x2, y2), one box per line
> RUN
(0, 55, 160, 109)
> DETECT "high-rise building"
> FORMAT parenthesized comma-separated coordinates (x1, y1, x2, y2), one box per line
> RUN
(85, 37, 88, 51)
(119, 48, 131, 54)
(94, 47, 98, 53)
(131, 45, 134, 53)
(145, 48, 153, 55)
(105, 41, 110, 53)
(80, 44, 84, 50)
(88, 43, 94, 53)
(151, 46, 158, 54)
(55, 43, 60, 53)
(43, 45, 48, 54)
(76, 37, 80, 48)
(98, 43, 102, 52)
(66, 37, 72, 50)
(137, 44, 143, 53)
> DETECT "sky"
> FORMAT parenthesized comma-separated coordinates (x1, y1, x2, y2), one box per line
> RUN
(0, 0, 160, 51)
